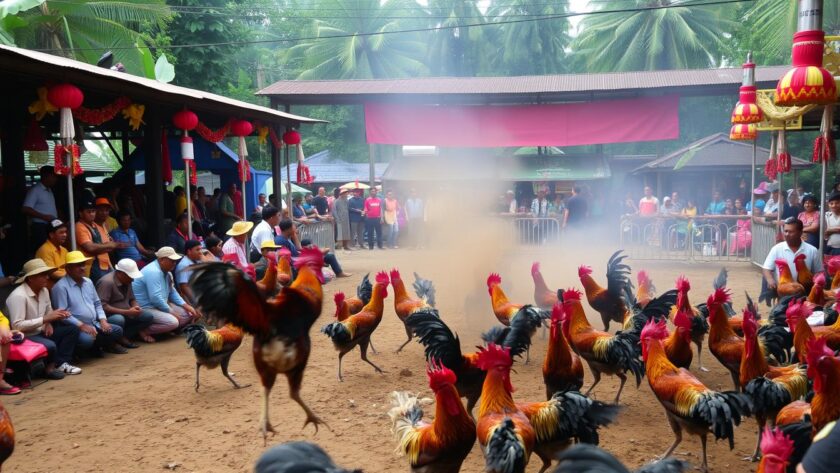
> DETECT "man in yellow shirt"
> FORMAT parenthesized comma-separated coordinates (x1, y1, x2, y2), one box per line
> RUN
(174, 186, 187, 217)
(34, 219, 68, 288)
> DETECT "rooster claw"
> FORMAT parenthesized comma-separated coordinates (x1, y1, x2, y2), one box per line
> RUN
(303, 416, 330, 434)
(234, 383, 252, 389)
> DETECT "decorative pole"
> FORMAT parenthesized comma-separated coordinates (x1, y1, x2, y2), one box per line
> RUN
(282, 129, 301, 214)
(47, 84, 85, 250)
(173, 109, 199, 239)
(730, 52, 764, 222)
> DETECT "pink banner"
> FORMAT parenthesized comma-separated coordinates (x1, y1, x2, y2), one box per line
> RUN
(365, 96, 680, 147)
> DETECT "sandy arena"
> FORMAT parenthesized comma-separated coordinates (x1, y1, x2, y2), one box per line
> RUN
(6, 245, 768, 472)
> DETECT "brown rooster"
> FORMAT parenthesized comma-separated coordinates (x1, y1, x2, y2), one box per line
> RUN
(635, 270, 656, 309)
(578, 250, 632, 332)
(487, 273, 547, 362)
(531, 261, 558, 311)
(189, 247, 328, 442)
(806, 272, 835, 307)
(663, 307, 694, 369)
(0, 399, 12, 472)
(184, 323, 249, 391)
(793, 253, 814, 295)
(392, 268, 434, 352)
(341, 273, 373, 315)
(543, 302, 584, 399)
(787, 298, 840, 354)
(775, 259, 805, 298)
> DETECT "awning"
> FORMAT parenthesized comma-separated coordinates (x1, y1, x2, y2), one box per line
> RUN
(500, 155, 611, 181)
(382, 154, 611, 182)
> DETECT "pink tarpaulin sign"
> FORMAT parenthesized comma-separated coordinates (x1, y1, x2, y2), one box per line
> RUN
(364, 96, 680, 147)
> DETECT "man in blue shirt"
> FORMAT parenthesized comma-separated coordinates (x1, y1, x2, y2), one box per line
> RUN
(705, 191, 726, 215)
(132, 246, 198, 336)
(348, 190, 365, 247)
(275, 219, 351, 278)
(51, 251, 126, 355)
(110, 211, 154, 264)
(174, 240, 203, 305)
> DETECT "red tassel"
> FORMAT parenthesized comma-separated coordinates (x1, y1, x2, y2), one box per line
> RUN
(764, 158, 778, 180)
(778, 152, 791, 172)
(188, 160, 197, 186)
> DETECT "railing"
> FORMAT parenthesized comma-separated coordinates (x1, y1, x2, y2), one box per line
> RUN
(751, 219, 778, 267)
(297, 220, 336, 250)
(619, 215, 752, 262)
(511, 217, 562, 245)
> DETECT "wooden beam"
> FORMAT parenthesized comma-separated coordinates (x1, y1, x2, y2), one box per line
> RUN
(142, 107, 165, 246)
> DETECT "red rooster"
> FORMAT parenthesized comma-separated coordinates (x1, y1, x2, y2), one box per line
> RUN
(543, 302, 584, 399)
(0, 400, 12, 472)
(531, 261, 559, 311)
(805, 272, 834, 307)
(775, 259, 805, 298)
(184, 323, 249, 391)
(757, 427, 795, 473)
(787, 298, 840, 354)
(578, 250, 632, 332)
(663, 307, 694, 369)
(388, 362, 476, 473)
(321, 271, 389, 381)
(640, 319, 751, 473)
(793, 253, 814, 295)
(487, 273, 548, 362)
(189, 247, 328, 441)
(669, 276, 711, 371)
(341, 274, 373, 315)
(392, 268, 434, 352)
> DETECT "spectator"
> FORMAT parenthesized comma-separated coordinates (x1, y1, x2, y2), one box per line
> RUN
(783, 190, 804, 221)
(746, 182, 769, 212)
(0, 311, 22, 394)
(232, 183, 244, 219)
(206, 188, 221, 222)
(621, 192, 637, 215)
(638, 186, 659, 216)
(763, 218, 819, 291)
(167, 213, 190, 255)
(51, 251, 126, 356)
(723, 198, 735, 215)
(764, 183, 781, 218)
(205, 236, 223, 261)
(363, 187, 384, 250)
(173, 186, 186, 217)
(195, 186, 208, 221)
(384, 190, 401, 249)
(96, 259, 154, 346)
(682, 199, 698, 217)
(94, 197, 118, 233)
(22, 165, 59, 250)
(734, 198, 747, 215)
(549, 193, 565, 217)
(660, 197, 677, 216)
(670, 191, 684, 212)
(189, 185, 204, 229)
(110, 211, 155, 264)
(254, 239, 280, 281)
(35, 219, 69, 288)
(333, 190, 352, 251)
(530, 188, 550, 217)
(303, 194, 316, 216)
(824, 192, 840, 255)
(800, 195, 820, 248)
(275, 220, 352, 278)
(563, 186, 587, 229)
(255, 193, 267, 214)
(222, 220, 253, 268)
(312, 187, 330, 217)
(404, 188, 425, 249)
(7, 258, 80, 378)
(133, 247, 198, 337)
(348, 190, 365, 248)
(217, 183, 239, 235)
(250, 206, 281, 262)
(704, 190, 725, 215)
(291, 196, 312, 224)
(76, 200, 123, 283)
(501, 190, 517, 215)
(174, 240, 203, 305)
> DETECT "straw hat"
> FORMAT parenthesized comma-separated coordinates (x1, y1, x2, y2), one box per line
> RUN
(65, 250, 93, 266)
(155, 246, 182, 261)
(260, 239, 280, 250)
(16, 258, 57, 284)
(226, 220, 254, 236)
(115, 259, 143, 279)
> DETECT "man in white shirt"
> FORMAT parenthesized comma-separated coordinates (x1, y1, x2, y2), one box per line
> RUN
(223, 220, 253, 268)
(249, 206, 280, 262)
(763, 182, 780, 219)
(22, 166, 59, 249)
(762, 217, 820, 290)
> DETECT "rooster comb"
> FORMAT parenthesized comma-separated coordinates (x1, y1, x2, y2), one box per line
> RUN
(637, 270, 650, 285)
(334, 292, 345, 305)
(563, 287, 582, 302)
(814, 272, 826, 288)
(806, 337, 834, 367)
(785, 299, 813, 328)
(376, 271, 390, 285)
(641, 318, 669, 342)
(427, 360, 456, 390)
(794, 253, 806, 262)
(706, 287, 731, 308)
(475, 343, 512, 371)
(673, 307, 692, 332)
(760, 427, 794, 465)
(531, 262, 540, 274)
(774, 258, 790, 270)
(675, 275, 690, 292)
(486, 273, 502, 288)
(827, 256, 840, 275)
(277, 247, 292, 258)
(577, 265, 593, 277)
(389, 268, 401, 281)
(293, 247, 325, 271)
(741, 304, 758, 338)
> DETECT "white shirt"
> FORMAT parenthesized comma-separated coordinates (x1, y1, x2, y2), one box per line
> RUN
(762, 240, 820, 281)
(23, 182, 57, 223)
(826, 212, 840, 248)
(222, 237, 248, 268)
(250, 220, 275, 253)
(764, 197, 779, 215)
(7, 283, 51, 336)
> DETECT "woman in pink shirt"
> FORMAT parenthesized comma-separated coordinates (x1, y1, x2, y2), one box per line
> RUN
(383, 190, 400, 248)
(363, 188, 384, 250)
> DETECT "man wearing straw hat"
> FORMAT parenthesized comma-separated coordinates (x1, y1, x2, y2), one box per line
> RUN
(132, 247, 198, 337)
(222, 220, 253, 268)
(51, 251, 126, 356)
(7, 258, 82, 378)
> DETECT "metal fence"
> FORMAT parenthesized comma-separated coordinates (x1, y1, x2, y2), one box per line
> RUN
(750, 220, 778, 267)
(511, 217, 563, 245)
(619, 215, 752, 262)
(297, 220, 336, 249)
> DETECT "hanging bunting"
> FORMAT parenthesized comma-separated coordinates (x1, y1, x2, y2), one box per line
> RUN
(121, 103, 146, 131)
(195, 119, 232, 143)
(813, 105, 836, 163)
(73, 96, 132, 125)
(257, 125, 269, 146)
(777, 128, 791, 173)
(188, 160, 198, 186)
(764, 133, 778, 181)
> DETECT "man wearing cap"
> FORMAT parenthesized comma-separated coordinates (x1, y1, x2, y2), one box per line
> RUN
(132, 247, 198, 336)
(250, 206, 281, 263)
(51, 251, 127, 355)
(223, 220, 253, 268)
(35, 219, 69, 288)
(254, 239, 281, 281)
(174, 240, 203, 305)
(76, 200, 125, 283)
(7, 258, 81, 377)
(22, 165, 59, 250)
(96, 259, 155, 346)
(94, 197, 118, 233)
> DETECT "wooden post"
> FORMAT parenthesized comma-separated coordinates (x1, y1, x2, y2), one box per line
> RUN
(0, 93, 28, 272)
(143, 108, 165, 246)
(270, 125, 282, 207)
(283, 104, 292, 214)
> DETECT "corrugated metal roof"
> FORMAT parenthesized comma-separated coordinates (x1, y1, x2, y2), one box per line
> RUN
(0, 45, 324, 125)
(258, 66, 790, 104)
(633, 133, 812, 172)
(287, 150, 388, 183)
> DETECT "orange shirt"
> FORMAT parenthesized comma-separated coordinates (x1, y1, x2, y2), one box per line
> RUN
(76, 221, 113, 276)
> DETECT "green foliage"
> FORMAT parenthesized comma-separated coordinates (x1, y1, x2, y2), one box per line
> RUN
(295, 105, 370, 162)
(487, 0, 571, 75)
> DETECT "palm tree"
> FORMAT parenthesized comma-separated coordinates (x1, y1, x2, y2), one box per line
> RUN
(285, 0, 428, 79)
(572, 0, 730, 72)
(424, 0, 486, 76)
(742, 0, 840, 64)
(4, 0, 170, 74)
(487, 0, 571, 75)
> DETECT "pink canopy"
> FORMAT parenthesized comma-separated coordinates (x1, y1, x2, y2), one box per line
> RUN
(364, 95, 680, 147)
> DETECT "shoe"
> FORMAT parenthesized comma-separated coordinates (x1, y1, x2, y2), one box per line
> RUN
(0, 386, 21, 395)
(58, 363, 82, 375)
(46, 369, 66, 380)
(336, 272, 353, 278)
(105, 345, 129, 354)
(120, 342, 140, 349)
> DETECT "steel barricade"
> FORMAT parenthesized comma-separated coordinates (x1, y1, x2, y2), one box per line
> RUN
(620, 216, 751, 262)
(511, 218, 562, 245)
(297, 221, 336, 249)
(751, 220, 777, 267)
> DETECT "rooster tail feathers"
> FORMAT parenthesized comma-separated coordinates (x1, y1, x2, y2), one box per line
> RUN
(501, 306, 542, 359)
(254, 441, 360, 473)
(603, 330, 645, 386)
(541, 391, 621, 445)
(757, 324, 793, 364)
(356, 274, 372, 305)
(713, 268, 729, 290)
(690, 391, 752, 449)
(481, 326, 508, 346)
(188, 262, 267, 333)
(184, 324, 219, 357)
(779, 418, 814, 470)
(744, 377, 800, 418)
(321, 321, 352, 344)
(388, 391, 432, 460)
(405, 310, 462, 368)
(745, 292, 760, 321)
(412, 272, 437, 308)
(606, 250, 633, 298)
(485, 418, 527, 473)
(635, 457, 689, 473)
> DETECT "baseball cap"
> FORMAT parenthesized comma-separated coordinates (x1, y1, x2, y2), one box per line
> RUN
(79, 200, 96, 211)
(94, 197, 112, 208)
(115, 259, 143, 279)
(154, 246, 182, 260)
(48, 219, 66, 232)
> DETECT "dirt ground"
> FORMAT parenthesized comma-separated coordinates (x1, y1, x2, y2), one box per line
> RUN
(5, 245, 769, 473)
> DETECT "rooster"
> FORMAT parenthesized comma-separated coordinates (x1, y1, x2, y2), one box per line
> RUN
(487, 273, 548, 362)
(756, 427, 795, 473)
(184, 323, 249, 392)
(578, 250, 632, 332)
(554, 444, 687, 473)
(392, 268, 435, 352)
(787, 298, 840, 355)
(276, 248, 292, 286)
(189, 247, 328, 441)
(388, 362, 476, 473)
(635, 270, 656, 309)
(254, 441, 360, 473)
(674, 272, 728, 372)
(828, 256, 840, 290)
(793, 253, 814, 295)
(476, 343, 619, 473)
(543, 302, 584, 399)
(776, 259, 806, 298)
(663, 307, 694, 369)
(640, 319, 752, 473)
(342, 273, 373, 314)
(806, 272, 834, 307)
(406, 306, 541, 414)
(413, 272, 436, 308)
(321, 271, 389, 381)
(740, 302, 808, 461)
(531, 261, 559, 311)
(563, 288, 643, 404)
(0, 400, 12, 472)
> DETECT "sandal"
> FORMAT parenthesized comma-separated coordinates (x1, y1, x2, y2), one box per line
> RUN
(139, 334, 156, 343)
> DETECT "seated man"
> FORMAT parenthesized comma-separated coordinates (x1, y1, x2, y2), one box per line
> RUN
(132, 247, 198, 337)
(250, 206, 281, 263)
(76, 200, 124, 283)
(167, 213, 190, 255)
(222, 220, 253, 268)
(110, 211, 155, 264)
(204, 236, 223, 261)
(174, 240, 203, 305)
(96, 259, 155, 346)
(254, 239, 280, 281)
(51, 251, 126, 356)
(7, 258, 81, 378)
(275, 219, 352, 278)
(34, 219, 69, 288)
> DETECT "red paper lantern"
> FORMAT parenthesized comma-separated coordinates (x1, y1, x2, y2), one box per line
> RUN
(230, 119, 253, 137)
(47, 83, 84, 109)
(730, 124, 757, 141)
(172, 109, 198, 131)
(731, 55, 763, 124)
(282, 129, 301, 145)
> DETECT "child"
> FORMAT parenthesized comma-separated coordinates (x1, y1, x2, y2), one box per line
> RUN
(824, 192, 840, 255)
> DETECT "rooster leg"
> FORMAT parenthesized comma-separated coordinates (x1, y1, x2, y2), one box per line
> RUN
(601, 313, 611, 332)
(395, 326, 413, 353)
(337, 350, 348, 382)
(583, 366, 601, 397)
(695, 339, 709, 372)
(258, 374, 277, 446)
(613, 372, 627, 405)
(368, 338, 378, 355)
(287, 367, 329, 433)
(729, 371, 741, 392)
(699, 433, 709, 473)
(360, 338, 385, 374)
(660, 414, 682, 459)
(745, 415, 766, 462)
(221, 357, 250, 390)
(194, 363, 201, 392)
